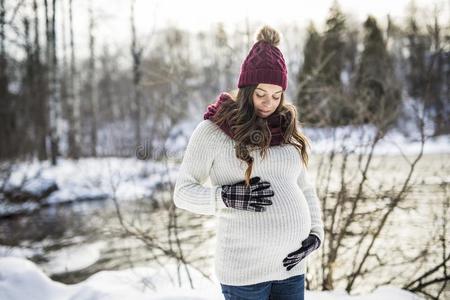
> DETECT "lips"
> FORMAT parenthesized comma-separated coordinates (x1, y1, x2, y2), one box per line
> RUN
(260, 109, 271, 113)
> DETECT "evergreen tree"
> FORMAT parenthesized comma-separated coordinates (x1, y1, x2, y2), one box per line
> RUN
(405, 17, 430, 100)
(342, 23, 358, 84)
(320, 1, 353, 126)
(354, 16, 401, 127)
(404, 3, 448, 136)
(295, 22, 323, 124)
(427, 12, 449, 135)
(296, 1, 350, 127)
(320, 0, 346, 86)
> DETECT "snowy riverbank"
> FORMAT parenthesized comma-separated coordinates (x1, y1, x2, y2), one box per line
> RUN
(0, 257, 423, 300)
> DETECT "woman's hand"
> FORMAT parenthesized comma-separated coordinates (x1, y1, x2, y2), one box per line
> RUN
(221, 176, 274, 212)
(282, 234, 321, 271)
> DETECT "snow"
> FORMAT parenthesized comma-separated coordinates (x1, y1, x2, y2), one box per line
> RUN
(39, 241, 105, 275)
(0, 245, 38, 258)
(305, 122, 448, 156)
(0, 257, 423, 300)
(0, 157, 179, 217)
(165, 118, 198, 156)
(4, 157, 175, 202)
(22, 178, 57, 198)
(0, 200, 40, 216)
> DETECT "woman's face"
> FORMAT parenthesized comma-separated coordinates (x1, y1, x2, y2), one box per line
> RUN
(252, 83, 283, 118)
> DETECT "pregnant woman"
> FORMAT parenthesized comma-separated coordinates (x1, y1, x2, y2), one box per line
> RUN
(173, 25, 324, 300)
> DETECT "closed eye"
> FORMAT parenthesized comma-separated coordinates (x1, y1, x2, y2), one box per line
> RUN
(257, 94, 280, 100)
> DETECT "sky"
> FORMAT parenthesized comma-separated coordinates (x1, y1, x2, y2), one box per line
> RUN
(7, 0, 443, 61)
(81, 0, 447, 45)
(113, 0, 446, 32)
(136, 0, 444, 31)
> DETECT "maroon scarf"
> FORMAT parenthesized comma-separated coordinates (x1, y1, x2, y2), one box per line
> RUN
(203, 92, 291, 146)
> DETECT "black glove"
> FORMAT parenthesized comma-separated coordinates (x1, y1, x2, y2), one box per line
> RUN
(282, 234, 321, 271)
(221, 176, 274, 212)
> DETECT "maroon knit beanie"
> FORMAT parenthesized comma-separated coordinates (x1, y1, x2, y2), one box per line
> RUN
(237, 26, 288, 90)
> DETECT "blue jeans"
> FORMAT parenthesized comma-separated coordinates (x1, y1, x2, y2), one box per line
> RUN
(220, 274, 305, 300)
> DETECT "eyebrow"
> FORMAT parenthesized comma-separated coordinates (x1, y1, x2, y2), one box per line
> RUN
(256, 88, 283, 94)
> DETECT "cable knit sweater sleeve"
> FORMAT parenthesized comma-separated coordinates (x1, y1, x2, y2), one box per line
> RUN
(173, 120, 228, 215)
(297, 162, 325, 244)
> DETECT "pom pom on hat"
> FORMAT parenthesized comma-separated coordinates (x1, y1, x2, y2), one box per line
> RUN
(255, 25, 281, 47)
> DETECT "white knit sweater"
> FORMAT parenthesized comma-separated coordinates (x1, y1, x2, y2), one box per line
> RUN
(173, 119, 324, 286)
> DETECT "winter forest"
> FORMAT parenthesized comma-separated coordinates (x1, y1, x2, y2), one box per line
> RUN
(0, 0, 449, 299)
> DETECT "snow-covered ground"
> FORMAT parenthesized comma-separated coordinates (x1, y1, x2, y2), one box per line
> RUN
(307, 123, 449, 155)
(0, 157, 178, 217)
(0, 257, 424, 300)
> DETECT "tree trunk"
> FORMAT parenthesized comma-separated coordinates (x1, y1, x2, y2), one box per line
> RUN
(87, 0, 97, 157)
(67, 0, 81, 158)
(48, 0, 60, 165)
(130, 0, 142, 147)
(33, 0, 48, 161)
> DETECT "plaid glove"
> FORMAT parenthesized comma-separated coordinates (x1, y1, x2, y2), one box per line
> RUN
(221, 176, 274, 212)
(282, 234, 321, 271)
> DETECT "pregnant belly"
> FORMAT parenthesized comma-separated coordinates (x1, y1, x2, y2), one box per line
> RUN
(216, 190, 312, 256)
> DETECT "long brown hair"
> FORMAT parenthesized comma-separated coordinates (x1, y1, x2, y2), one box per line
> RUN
(210, 85, 311, 186)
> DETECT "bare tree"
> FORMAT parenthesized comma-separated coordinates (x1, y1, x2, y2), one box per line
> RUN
(87, 0, 98, 156)
(0, 0, 15, 159)
(66, 0, 81, 159)
(44, 0, 61, 165)
(403, 184, 449, 299)
(107, 152, 216, 289)
(32, 0, 48, 161)
(0, 0, 6, 97)
(130, 0, 143, 146)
